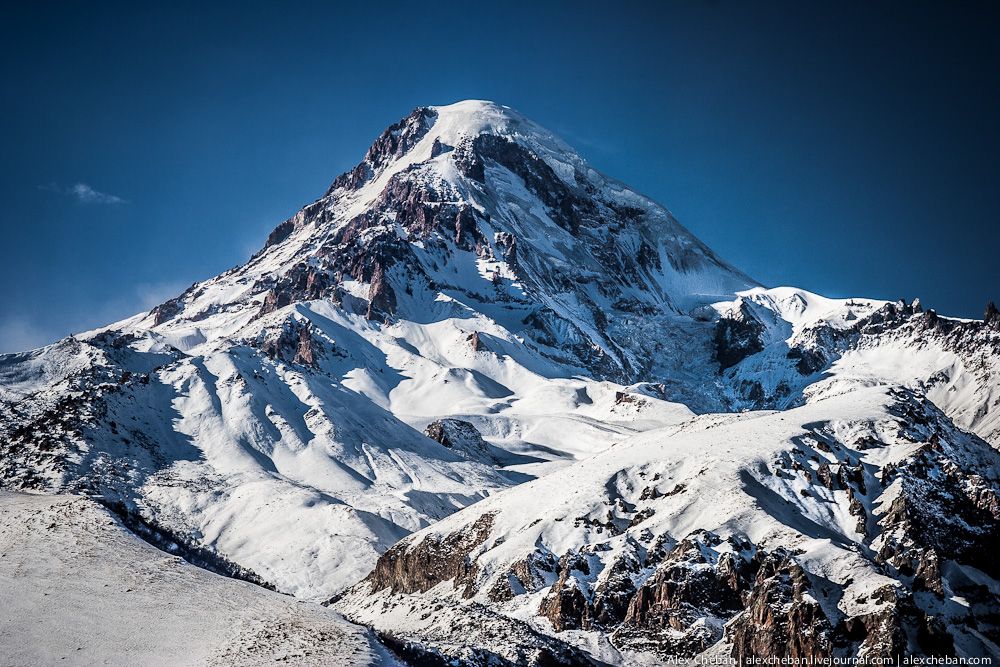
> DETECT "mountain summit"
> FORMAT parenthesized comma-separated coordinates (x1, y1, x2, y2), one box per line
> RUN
(2, 101, 999, 664)
(143, 100, 757, 397)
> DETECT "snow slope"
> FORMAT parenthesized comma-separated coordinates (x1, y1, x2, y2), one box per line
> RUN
(712, 287, 1000, 445)
(336, 385, 1000, 664)
(0, 492, 399, 666)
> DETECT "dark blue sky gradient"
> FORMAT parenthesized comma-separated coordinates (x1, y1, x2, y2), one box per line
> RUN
(1, 1, 998, 351)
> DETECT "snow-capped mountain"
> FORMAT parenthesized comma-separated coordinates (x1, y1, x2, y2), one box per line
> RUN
(2, 100, 998, 664)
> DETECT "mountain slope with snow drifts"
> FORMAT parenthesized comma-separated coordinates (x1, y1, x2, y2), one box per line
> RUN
(1, 100, 998, 663)
(711, 287, 1000, 445)
(335, 385, 1000, 665)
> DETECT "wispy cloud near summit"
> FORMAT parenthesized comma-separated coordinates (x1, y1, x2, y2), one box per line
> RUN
(40, 182, 127, 204)
(70, 183, 126, 204)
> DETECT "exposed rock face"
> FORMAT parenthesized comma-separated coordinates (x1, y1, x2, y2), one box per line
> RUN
(875, 402, 1000, 580)
(371, 622, 606, 667)
(423, 419, 496, 463)
(539, 554, 592, 632)
(839, 585, 909, 659)
(986, 300, 1000, 328)
(0, 333, 184, 494)
(365, 262, 397, 320)
(786, 345, 827, 375)
(727, 552, 834, 662)
(149, 297, 183, 325)
(719, 294, 1000, 447)
(327, 107, 437, 194)
(263, 217, 295, 248)
(363, 513, 495, 599)
(611, 532, 755, 657)
(256, 318, 326, 367)
(457, 134, 595, 235)
(715, 299, 766, 370)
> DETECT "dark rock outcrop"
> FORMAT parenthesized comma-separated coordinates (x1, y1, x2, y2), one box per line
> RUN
(715, 300, 766, 370)
(875, 411, 1000, 580)
(727, 552, 834, 663)
(456, 134, 596, 235)
(612, 532, 754, 657)
(257, 319, 325, 367)
(839, 585, 909, 659)
(539, 554, 592, 632)
(986, 300, 1000, 328)
(366, 262, 397, 320)
(150, 297, 183, 326)
(364, 513, 495, 599)
(423, 419, 496, 463)
(327, 107, 437, 194)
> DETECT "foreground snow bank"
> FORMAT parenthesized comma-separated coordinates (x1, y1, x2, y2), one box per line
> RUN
(0, 492, 399, 666)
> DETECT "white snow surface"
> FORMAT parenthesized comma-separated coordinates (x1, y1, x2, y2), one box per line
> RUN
(0, 492, 399, 666)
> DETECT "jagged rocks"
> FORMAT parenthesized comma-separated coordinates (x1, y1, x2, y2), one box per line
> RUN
(456, 134, 595, 235)
(149, 297, 183, 325)
(257, 287, 292, 318)
(727, 551, 834, 663)
(494, 231, 517, 265)
(488, 552, 557, 603)
(454, 206, 480, 249)
(332, 388, 1000, 661)
(715, 299, 766, 370)
(423, 419, 497, 463)
(839, 585, 909, 659)
(875, 427, 1000, 579)
(913, 548, 944, 595)
(366, 262, 397, 320)
(815, 463, 837, 490)
(539, 557, 592, 632)
(786, 346, 827, 375)
(986, 300, 1000, 328)
(328, 107, 436, 193)
(363, 513, 495, 599)
(264, 217, 295, 248)
(537, 531, 759, 657)
(257, 319, 325, 367)
(612, 533, 754, 657)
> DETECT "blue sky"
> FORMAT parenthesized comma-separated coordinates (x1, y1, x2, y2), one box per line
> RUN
(1, 1, 998, 352)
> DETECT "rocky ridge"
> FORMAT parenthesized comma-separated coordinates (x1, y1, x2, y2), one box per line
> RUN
(335, 387, 1000, 664)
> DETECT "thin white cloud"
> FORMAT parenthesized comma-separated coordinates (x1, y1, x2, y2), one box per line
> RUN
(133, 281, 186, 310)
(0, 283, 186, 355)
(39, 182, 127, 205)
(0, 316, 58, 354)
(70, 183, 126, 204)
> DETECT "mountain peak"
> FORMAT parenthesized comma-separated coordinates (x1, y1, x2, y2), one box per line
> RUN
(429, 98, 511, 118)
(322, 100, 581, 200)
(139, 101, 756, 392)
(426, 100, 540, 142)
